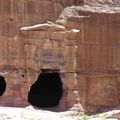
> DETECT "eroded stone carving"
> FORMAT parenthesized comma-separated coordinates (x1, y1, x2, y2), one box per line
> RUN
(0, 0, 120, 114)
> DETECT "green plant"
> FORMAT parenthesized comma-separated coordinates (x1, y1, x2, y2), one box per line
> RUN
(77, 113, 110, 120)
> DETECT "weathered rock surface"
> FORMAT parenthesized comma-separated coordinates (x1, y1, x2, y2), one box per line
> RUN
(0, 0, 120, 114)
(56, 3, 120, 113)
(85, 0, 120, 6)
(20, 21, 65, 31)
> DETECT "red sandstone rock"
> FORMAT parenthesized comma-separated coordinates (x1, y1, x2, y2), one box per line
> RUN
(0, 0, 120, 114)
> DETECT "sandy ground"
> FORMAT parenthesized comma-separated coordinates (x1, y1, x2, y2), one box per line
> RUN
(0, 106, 78, 120)
(1, 106, 120, 120)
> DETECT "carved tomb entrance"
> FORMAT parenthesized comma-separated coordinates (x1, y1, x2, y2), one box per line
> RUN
(0, 76, 6, 96)
(28, 69, 63, 108)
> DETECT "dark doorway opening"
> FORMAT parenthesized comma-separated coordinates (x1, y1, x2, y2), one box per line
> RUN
(28, 69, 63, 108)
(0, 76, 6, 96)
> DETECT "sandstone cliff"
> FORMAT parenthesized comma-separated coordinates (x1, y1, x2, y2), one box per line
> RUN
(0, 0, 120, 114)
(56, 1, 120, 113)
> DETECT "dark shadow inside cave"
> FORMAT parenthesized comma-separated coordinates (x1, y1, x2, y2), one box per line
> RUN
(28, 69, 63, 108)
(0, 75, 6, 96)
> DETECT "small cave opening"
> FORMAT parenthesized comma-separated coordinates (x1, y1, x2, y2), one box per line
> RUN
(28, 69, 63, 108)
(0, 76, 6, 96)
(22, 75, 25, 77)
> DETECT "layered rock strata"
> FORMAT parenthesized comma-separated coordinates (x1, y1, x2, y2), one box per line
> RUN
(0, 0, 120, 114)
(57, 5, 120, 113)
